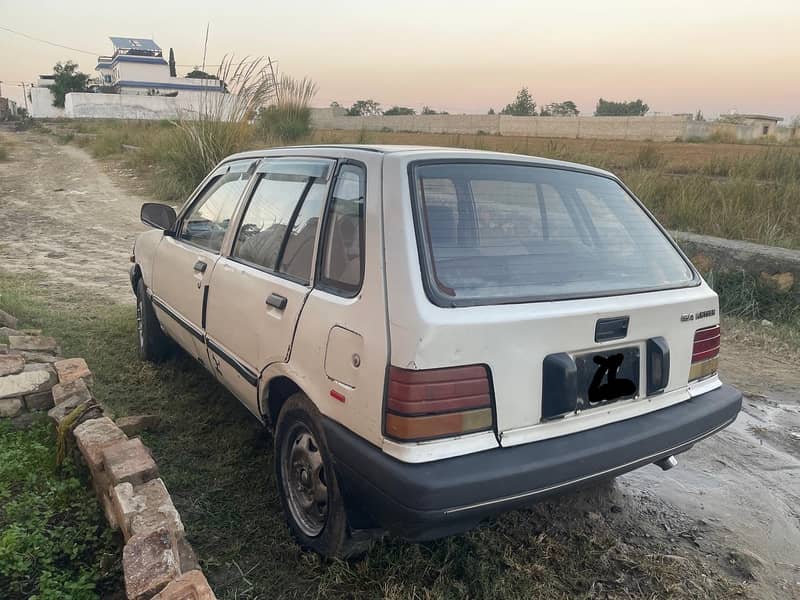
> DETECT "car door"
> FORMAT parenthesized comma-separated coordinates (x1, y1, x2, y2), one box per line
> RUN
(204, 157, 335, 416)
(150, 159, 256, 362)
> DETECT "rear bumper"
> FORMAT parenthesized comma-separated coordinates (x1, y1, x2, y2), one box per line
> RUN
(324, 384, 742, 541)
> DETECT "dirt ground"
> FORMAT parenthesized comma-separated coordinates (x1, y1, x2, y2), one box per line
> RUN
(0, 127, 145, 304)
(1, 128, 799, 598)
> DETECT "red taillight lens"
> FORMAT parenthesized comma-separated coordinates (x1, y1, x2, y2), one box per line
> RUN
(385, 365, 493, 441)
(690, 324, 720, 381)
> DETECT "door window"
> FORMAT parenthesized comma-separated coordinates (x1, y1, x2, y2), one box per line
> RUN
(179, 165, 253, 253)
(232, 159, 332, 284)
(318, 164, 365, 295)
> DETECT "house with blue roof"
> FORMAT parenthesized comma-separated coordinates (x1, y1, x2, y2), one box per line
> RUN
(95, 37, 224, 95)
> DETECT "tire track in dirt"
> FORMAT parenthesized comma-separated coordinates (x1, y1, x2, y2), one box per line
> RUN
(0, 128, 145, 304)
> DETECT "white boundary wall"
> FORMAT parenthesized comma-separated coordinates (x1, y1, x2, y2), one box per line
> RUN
(60, 91, 236, 121)
(30, 87, 65, 119)
(311, 108, 796, 142)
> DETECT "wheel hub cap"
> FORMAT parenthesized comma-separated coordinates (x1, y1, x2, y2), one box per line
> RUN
(281, 425, 328, 537)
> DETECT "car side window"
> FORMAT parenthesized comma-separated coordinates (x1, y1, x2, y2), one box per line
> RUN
(318, 164, 365, 295)
(232, 159, 331, 284)
(179, 167, 251, 253)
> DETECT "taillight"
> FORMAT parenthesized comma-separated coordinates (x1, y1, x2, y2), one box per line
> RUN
(385, 365, 494, 441)
(689, 324, 720, 381)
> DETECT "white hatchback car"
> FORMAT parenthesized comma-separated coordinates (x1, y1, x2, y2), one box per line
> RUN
(131, 145, 742, 557)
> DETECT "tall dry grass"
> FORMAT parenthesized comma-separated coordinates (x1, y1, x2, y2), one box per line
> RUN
(63, 121, 800, 248)
(256, 72, 318, 142)
(162, 56, 275, 194)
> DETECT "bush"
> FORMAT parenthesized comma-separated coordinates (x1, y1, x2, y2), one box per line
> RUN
(706, 269, 800, 326)
(256, 74, 317, 143)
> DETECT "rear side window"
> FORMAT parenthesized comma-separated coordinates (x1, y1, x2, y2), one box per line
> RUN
(179, 168, 251, 252)
(413, 162, 695, 305)
(232, 159, 332, 284)
(318, 164, 365, 296)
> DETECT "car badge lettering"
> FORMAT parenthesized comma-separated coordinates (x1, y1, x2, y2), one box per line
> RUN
(681, 308, 716, 322)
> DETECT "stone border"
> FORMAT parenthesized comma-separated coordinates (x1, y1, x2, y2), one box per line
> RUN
(0, 309, 216, 600)
(673, 231, 799, 299)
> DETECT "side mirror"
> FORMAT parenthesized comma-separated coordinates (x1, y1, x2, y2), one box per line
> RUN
(141, 203, 177, 231)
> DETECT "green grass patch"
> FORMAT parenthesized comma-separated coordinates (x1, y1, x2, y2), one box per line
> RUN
(0, 417, 122, 599)
(0, 271, 753, 599)
(706, 270, 800, 348)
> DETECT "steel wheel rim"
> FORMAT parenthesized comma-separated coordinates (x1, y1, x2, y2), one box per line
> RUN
(281, 422, 328, 537)
(136, 297, 144, 350)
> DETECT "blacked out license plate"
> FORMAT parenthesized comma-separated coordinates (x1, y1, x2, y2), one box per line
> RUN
(574, 346, 640, 410)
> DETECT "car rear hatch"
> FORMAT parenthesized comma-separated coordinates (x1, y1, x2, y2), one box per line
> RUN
(401, 159, 720, 448)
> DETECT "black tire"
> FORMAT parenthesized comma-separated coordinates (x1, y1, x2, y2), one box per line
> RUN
(274, 393, 372, 559)
(135, 279, 170, 363)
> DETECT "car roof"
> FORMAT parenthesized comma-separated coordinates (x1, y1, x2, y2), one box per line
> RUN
(224, 145, 615, 178)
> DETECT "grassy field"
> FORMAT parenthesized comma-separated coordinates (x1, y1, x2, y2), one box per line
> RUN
(0, 271, 753, 600)
(46, 119, 800, 250)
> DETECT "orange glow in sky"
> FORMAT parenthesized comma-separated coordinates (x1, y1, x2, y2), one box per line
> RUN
(1, 0, 798, 118)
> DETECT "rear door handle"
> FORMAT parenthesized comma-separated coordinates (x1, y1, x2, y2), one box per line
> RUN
(266, 293, 287, 310)
(193, 260, 207, 273)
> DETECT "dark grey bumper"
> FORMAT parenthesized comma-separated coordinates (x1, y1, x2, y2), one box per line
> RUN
(324, 384, 742, 541)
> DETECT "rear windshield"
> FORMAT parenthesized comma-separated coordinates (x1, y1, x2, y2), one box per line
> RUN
(412, 162, 695, 305)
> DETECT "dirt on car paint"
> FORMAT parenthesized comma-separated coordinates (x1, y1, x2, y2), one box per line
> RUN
(1, 127, 798, 598)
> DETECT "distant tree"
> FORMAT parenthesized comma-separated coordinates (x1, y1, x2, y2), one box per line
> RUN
(384, 106, 416, 116)
(501, 87, 536, 116)
(421, 106, 438, 115)
(186, 68, 218, 80)
(49, 61, 89, 107)
(329, 101, 341, 108)
(487, 107, 496, 115)
(345, 99, 382, 116)
(168, 48, 176, 77)
(595, 98, 649, 116)
(543, 100, 579, 116)
(694, 109, 705, 121)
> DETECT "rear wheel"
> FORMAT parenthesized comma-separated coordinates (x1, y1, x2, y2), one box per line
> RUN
(274, 393, 372, 558)
(135, 279, 170, 363)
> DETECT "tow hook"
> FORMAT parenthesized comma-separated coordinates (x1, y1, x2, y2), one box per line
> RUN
(655, 455, 678, 471)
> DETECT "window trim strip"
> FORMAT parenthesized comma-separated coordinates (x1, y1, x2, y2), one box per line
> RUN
(206, 336, 259, 386)
(150, 294, 204, 342)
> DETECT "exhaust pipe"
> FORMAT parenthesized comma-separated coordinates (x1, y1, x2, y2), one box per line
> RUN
(655, 455, 678, 471)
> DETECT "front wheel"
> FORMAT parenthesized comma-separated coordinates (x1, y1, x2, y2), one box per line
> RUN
(135, 279, 170, 363)
(274, 393, 372, 558)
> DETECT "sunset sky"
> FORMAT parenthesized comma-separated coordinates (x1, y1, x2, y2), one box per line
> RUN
(1, 0, 798, 119)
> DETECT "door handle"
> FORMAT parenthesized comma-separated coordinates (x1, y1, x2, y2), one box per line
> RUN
(193, 260, 207, 273)
(266, 293, 287, 310)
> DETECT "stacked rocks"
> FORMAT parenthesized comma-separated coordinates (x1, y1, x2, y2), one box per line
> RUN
(0, 313, 63, 422)
(0, 309, 216, 600)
